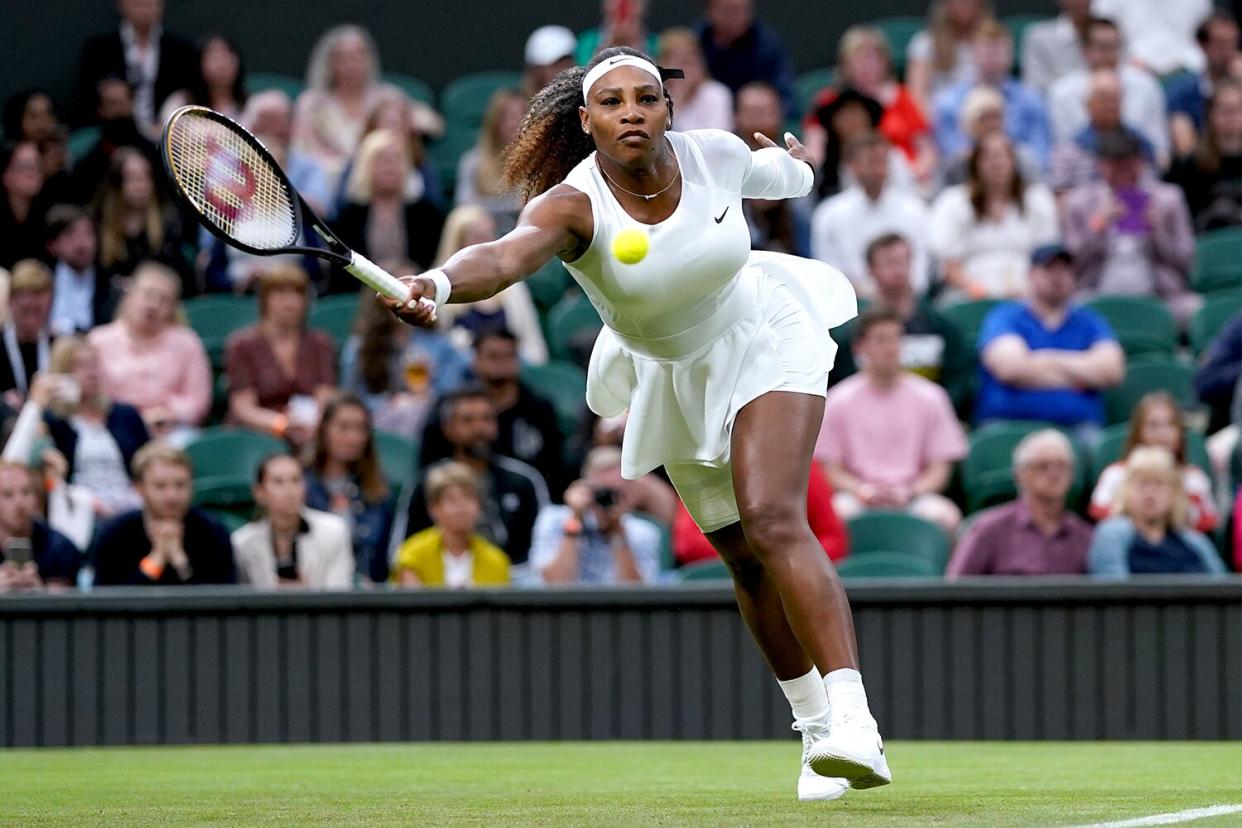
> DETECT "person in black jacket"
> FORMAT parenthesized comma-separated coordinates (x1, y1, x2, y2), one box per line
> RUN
(0, 461, 80, 592)
(92, 443, 234, 585)
(77, 0, 196, 136)
(330, 129, 443, 292)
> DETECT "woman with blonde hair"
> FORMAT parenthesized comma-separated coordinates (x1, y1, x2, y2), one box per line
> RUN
(86, 261, 211, 443)
(332, 129, 444, 288)
(1087, 446, 1226, 575)
(454, 88, 525, 233)
(1089, 392, 1218, 533)
(92, 147, 190, 289)
(225, 264, 336, 448)
(433, 205, 547, 365)
(906, 0, 993, 108)
(290, 25, 400, 186)
(657, 28, 733, 133)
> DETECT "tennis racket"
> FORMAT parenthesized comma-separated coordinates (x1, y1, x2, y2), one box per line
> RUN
(160, 105, 429, 308)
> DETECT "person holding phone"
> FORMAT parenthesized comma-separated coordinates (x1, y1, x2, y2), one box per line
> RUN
(529, 446, 662, 585)
(0, 461, 81, 593)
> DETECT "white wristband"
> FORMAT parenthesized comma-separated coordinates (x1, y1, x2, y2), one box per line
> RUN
(423, 268, 452, 310)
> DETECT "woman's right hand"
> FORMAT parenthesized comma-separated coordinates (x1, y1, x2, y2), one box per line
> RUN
(28, 374, 57, 408)
(378, 275, 437, 328)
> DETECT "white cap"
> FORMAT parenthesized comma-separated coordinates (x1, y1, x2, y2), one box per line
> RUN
(525, 25, 577, 67)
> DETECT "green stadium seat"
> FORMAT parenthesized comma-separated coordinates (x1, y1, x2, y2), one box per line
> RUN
(526, 258, 573, 316)
(191, 474, 257, 523)
(963, 420, 1088, 513)
(520, 360, 587, 438)
(872, 16, 925, 77)
(545, 293, 603, 363)
(308, 293, 361, 348)
(374, 430, 419, 489)
(836, 551, 940, 579)
(1000, 14, 1050, 73)
(678, 558, 731, 581)
(245, 72, 305, 100)
(428, 124, 479, 200)
(441, 71, 521, 130)
(382, 72, 435, 106)
(67, 126, 99, 163)
(1191, 227, 1242, 294)
(1090, 421, 1212, 482)
(794, 67, 837, 117)
(1084, 295, 1177, 357)
(185, 294, 259, 367)
(940, 298, 1000, 351)
(1189, 293, 1240, 356)
(631, 512, 673, 571)
(185, 427, 286, 481)
(845, 511, 950, 572)
(1104, 356, 1196, 426)
(207, 509, 250, 533)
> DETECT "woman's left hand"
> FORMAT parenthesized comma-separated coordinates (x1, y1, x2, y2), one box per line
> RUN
(754, 131, 814, 169)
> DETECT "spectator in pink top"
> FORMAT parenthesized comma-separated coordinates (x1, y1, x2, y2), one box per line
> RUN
(87, 261, 211, 445)
(816, 308, 967, 533)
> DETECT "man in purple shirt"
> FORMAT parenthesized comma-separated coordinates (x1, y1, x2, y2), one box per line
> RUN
(948, 429, 1094, 577)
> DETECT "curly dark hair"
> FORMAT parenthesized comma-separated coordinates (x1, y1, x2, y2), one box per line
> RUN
(500, 46, 674, 202)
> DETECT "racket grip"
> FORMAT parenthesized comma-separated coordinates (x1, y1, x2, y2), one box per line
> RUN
(346, 251, 435, 312)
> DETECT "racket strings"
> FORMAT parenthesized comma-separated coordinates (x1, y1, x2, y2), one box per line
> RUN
(166, 111, 298, 249)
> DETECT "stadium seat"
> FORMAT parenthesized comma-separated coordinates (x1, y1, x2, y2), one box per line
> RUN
(184, 427, 286, 481)
(520, 360, 587, 438)
(374, 430, 419, 488)
(382, 72, 435, 106)
(185, 294, 259, 367)
(1091, 421, 1213, 481)
(206, 509, 249, 533)
(940, 298, 1000, 351)
(440, 71, 521, 131)
(244, 72, 305, 100)
(526, 258, 573, 316)
(678, 558, 731, 581)
(631, 511, 673, 571)
(1191, 227, 1242, 294)
(1104, 356, 1196, 426)
(545, 293, 603, 363)
(428, 124, 479, 200)
(307, 293, 361, 348)
(1000, 14, 1050, 73)
(844, 510, 950, 572)
(1084, 296, 1177, 357)
(191, 474, 257, 523)
(67, 126, 99, 163)
(836, 551, 940, 579)
(794, 67, 836, 117)
(1189, 294, 1239, 356)
(963, 420, 1087, 513)
(871, 16, 925, 77)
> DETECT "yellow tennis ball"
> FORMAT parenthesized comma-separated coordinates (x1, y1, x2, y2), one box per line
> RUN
(612, 228, 649, 265)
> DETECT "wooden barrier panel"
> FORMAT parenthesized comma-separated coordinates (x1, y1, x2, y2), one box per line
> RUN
(1, 579, 1239, 746)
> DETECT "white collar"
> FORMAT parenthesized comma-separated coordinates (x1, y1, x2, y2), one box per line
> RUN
(120, 21, 162, 50)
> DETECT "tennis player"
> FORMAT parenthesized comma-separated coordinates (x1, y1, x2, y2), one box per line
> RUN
(385, 47, 890, 801)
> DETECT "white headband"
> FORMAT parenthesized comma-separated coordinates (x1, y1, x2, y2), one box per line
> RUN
(582, 56, 663, 100)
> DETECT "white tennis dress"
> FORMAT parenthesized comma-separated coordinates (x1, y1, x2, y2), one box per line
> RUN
(561, 129, 857, 531)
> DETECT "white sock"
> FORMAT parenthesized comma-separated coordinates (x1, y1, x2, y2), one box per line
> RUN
(777, 666, 829, 721)
(824, 668, 872, 717)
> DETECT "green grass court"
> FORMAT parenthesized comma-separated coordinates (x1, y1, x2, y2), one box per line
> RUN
(3, 742, 1241, 825)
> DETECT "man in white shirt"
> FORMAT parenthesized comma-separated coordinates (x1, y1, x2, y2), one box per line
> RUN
(810, 132, 931, 298)
(1048, 17, 1169, 166)
(1021, 0, 1091, 92)
(1092, 0, 1212, 76)
(45, 206, 108, 336)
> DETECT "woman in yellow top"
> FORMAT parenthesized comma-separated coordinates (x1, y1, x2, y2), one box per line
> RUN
(391, 462, 510, 588)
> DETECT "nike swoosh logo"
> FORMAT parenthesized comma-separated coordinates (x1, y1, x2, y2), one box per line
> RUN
(714, 207, 729, 224)
(609, 57, 623, 65)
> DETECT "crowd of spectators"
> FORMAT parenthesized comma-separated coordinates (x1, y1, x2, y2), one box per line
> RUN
(1, 0, 1239, 593)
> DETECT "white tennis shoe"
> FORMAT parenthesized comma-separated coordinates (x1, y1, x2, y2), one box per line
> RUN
(805, 708, 892, 790)
(793, 717, 849, 802)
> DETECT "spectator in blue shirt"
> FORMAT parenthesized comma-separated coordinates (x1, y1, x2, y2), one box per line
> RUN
(934, 18, 1051, 170)
(976, 244, 1125, 442)
(530, 447, 661, 585)
(1166, 10, 1242, 160)
(695, 0, 797, 119)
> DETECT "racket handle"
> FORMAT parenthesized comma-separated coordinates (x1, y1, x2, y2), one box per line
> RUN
(346, 251, 436, 312)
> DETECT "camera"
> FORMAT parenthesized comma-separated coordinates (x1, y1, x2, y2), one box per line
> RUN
(592, 487, 618, 509)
